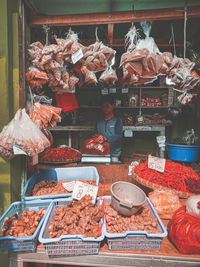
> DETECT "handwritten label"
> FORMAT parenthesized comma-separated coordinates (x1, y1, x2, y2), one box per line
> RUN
(124, 129, 133, 137)
(72, 181, 98, 204)
(109, 88, 116, 94)
(13, 145, 27, 155)
(62, 181, 76, 192)
(72, 49, 83, 64)
(121, 88, 129, 94)
(148, 155, 166, 173)
(101, 89, 109, 95)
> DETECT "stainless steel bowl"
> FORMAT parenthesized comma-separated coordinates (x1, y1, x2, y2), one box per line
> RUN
(111, 181, 146, 216)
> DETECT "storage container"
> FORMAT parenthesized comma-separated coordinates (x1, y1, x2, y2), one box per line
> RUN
(0, 199, 52, 252)
(166, 143, 200, 162)
(103, 196, 167, 251)
(23, 166, 99, 201)
(39, 198, 104, 256)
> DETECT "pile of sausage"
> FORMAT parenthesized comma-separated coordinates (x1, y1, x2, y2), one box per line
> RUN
(0, 208, 46, 238)
(105, 204, 161, 234)
(48, 195, 103, 239)
(32, 179, 96, 196)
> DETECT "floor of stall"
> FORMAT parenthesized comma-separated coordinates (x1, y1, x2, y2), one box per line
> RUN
(16, 162, 200, 267)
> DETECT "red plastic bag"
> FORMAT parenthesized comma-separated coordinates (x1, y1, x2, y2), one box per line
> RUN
(81, 135, 110, 155)
(169, 206, 200, 254)
(56, 93, 79, 112)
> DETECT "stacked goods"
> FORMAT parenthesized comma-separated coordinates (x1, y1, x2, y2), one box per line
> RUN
(134, 161, 200, 194)
(48, 195, 103, 238)
(0, 109, 50, 159)
(32, 179, 95, 196)
(40, 147, 82, 162)
(0, 208, 46, 238)
(105, 204, 161, 234)
(141, 95, 162, 107)
(30, 103, 61, 129)
(135, 113, 172, 126)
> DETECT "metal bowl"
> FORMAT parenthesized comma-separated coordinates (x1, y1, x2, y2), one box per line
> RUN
(111, 181, 146, 216)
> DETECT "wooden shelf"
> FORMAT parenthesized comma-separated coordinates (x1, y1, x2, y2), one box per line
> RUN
(79, 105, 170, 109)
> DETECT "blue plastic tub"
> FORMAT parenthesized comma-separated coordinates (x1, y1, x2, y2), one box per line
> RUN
(39, 198, 104, 256)
(166, 143, 200, 162)
(0, 199, 52, 252)
(103, 196, 167, 251)
(23, 166, 99, 201)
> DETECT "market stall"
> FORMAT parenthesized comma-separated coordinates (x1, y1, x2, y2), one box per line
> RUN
(1, 0, 200, 266)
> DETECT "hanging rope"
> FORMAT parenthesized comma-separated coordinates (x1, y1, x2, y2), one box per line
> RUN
(183, 1, 188, 59)
(169, 23, 176, 57)
(42, 18, 50, 46)
(131, 3, 135, 28)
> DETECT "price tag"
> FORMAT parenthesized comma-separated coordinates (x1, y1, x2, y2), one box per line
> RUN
(124, 129, 133, 137)
(72, 181, 98, 204)
(101, 89, 109, 95)
(121, 88, 129, 94)
(72, 49, 83, 64)
(156, 136, 166, 149)
(13, 145, 27, 155)
(109, 88, 116, 94)
(62, 181, 76, 192)
(148, 155, 166, 173)
(137, 116, 144, 122)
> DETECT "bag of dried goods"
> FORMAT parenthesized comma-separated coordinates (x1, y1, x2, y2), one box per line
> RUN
(25, 67, 49, 88)
(81, 134, 110, 156)
(99, 67, 118, 85)
(30, 103, 61, 129)
(149, 190, 182, 219)
(169, 198, 200, 254)
(0, 109, 50, 159)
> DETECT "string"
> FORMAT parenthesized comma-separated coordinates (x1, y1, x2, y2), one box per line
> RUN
(131, 3, 134, 28)
(95, 27, 99, 43)
(184, 1, 188, 59)
(169, 23, 176, 57)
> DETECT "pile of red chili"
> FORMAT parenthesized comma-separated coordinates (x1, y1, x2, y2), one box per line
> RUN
(40, 147, 82, 162)
(134, 161, 200, 194)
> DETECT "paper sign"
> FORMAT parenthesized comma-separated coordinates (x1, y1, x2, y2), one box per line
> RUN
(109, 88, 116, 94)
(121, 88, 129, 94)
(128, 161, 139, 175)
(62, 181, 76, 192)
(72, 49, 83, 64)
(124, 129, 133, 137)
(13, 145, 27, 155)
(148, 155, 166, 173)
(72, 181, 98, 204)
(101, 89, 109, 95)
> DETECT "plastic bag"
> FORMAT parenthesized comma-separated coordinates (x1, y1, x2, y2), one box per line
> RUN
(99, 67, 118, 85)
(0, 109, 50, 159)
(81, 135, 110, 155)
(186, 195, 200, 217)
(169, 206, 200, 254)
(149, 190, 181, 219)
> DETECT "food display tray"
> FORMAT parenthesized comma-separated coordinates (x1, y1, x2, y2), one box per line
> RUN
(0, 200, 52, 252)
(39, 198, 104, 256)
(135, 174, 194, 199)
(103, 196, 167, 251)
(23, 166, 99, 201)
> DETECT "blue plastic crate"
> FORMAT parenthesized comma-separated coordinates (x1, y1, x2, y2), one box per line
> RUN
(39, 198, 104, 256)
(103, 196, 167, 251)
(0, 200, 52, 252)
(23, 166, 99, 201)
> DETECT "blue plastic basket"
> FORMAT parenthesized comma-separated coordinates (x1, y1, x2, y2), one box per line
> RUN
(0, 200, 52, 252)
(23, 166, 99, 201)
(103, 196, 167, 251)
(39, 198, 104, 256)
(166, 143, 200, 162)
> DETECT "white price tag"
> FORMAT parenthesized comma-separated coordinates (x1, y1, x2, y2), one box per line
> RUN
(101, 89, 109, 95)
(124, 129, 133, 137)
(156, 136, 166, 143)
(137, 116, 144, 122)
(72, 49, 83, 64)
(72, 181, 98, 204)
(109, 88, 116, 94)
(13, 145, 27, 155)
(148, 155, 166, 173)
(121, 88, 129, 94)
(62, 181, 76, 192)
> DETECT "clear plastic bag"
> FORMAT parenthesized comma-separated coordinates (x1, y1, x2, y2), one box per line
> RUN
(0, 109, 50, 159)
(99, 67, 118, 85)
